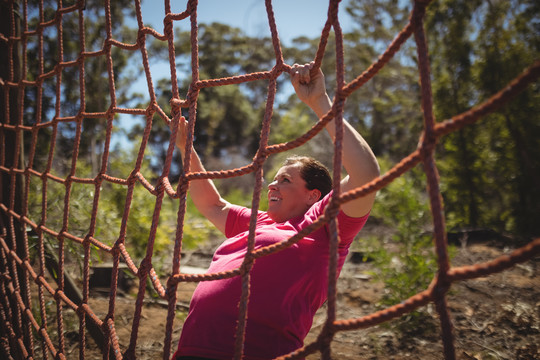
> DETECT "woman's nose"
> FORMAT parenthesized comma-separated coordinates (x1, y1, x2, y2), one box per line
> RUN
(268, 181, 277, 190)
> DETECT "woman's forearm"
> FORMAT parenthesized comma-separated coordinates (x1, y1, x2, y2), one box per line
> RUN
(180, 145, 230, 234)
(297, 72, 379, 217)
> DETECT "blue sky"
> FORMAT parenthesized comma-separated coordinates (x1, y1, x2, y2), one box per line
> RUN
(129, 0, 356, 94)
(130, 0, 356, 96)
(139, 0, 355, 46)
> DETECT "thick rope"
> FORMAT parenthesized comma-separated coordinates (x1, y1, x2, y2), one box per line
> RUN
(0, 0, 539, 359)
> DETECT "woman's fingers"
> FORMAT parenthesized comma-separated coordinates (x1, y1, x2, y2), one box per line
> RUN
(291, 62, 313, 85)
(171, 116, 188, 150)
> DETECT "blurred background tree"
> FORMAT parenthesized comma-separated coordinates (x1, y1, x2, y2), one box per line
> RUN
(426, 0, 540, 237)
(23, 0, 138, 175)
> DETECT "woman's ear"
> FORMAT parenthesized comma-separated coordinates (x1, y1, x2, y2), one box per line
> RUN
(308, 189, 322, 205)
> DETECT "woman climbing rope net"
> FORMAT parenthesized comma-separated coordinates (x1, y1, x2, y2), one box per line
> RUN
(171, 62, 380, 360)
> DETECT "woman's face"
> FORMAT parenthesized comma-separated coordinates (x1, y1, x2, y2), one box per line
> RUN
(267, 164, 320, 223)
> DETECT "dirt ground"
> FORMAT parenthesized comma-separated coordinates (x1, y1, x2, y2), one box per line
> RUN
(41, 232, 538, 360)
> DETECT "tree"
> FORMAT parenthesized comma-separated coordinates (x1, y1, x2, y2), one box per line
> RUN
(141, 23, 285, 183)
(343, 0, 422, 160)
(427, 0, 540, 237)
(23, 0, 137, 175)
(426, 0, 483, 229)
(473, 0, 540, 236)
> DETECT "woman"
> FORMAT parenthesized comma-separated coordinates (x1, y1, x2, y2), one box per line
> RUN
(172, 63, 380, 360)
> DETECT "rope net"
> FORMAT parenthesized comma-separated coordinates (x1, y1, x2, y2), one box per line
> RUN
(0, 0, 538, 359)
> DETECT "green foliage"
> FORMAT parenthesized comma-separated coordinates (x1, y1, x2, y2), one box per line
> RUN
(195, 85, 260, 159)
(342, 0, 423, 160)
(142, 22, 282, 181)
(361, 159, 439, 323)
(26, 142, 210, 278)
(220, 187, 263, 210)
(427, 0, 540, 237)
(372, 164, 431, 242)
(96, 145, 184, 270)
(270, 105, 314, 145)
(23, 0, 138, 174)
(27, 170, 95, 272)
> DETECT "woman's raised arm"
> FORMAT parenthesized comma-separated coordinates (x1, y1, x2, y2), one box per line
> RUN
(290, 62, 380, 217)
(171, 117, 231, 234)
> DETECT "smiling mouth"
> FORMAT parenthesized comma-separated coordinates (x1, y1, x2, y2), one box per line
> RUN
(269, 196, 281, 202)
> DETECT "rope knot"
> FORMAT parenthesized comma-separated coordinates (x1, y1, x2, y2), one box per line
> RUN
(136, 28, 147, 48)
(170, 97, 188, 108)
(170, 100, 182, 119)
(138, 257, 152, 277)
(163, 17, 173, 37)
(146, 101, 158, 117)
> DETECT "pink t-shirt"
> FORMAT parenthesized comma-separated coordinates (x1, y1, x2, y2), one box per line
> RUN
(175, 192, 369, 360)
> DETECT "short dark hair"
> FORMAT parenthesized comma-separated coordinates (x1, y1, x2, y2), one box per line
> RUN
(283, 155, 332, 200)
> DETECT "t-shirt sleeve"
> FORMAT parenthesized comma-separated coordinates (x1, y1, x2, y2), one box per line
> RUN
(313, 191, 370, 249)
(225, 205, 252, 238)
(336, 210, 370, 249)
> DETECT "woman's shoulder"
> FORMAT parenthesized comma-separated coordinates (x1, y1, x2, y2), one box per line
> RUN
(229, 204, 269, 220)
(225, 204, 274, 237)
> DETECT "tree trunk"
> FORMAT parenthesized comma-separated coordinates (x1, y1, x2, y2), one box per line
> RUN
(0, 1, 31, 357)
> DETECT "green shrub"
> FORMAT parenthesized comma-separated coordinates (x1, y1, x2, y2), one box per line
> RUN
(361, 158, 447, 328)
